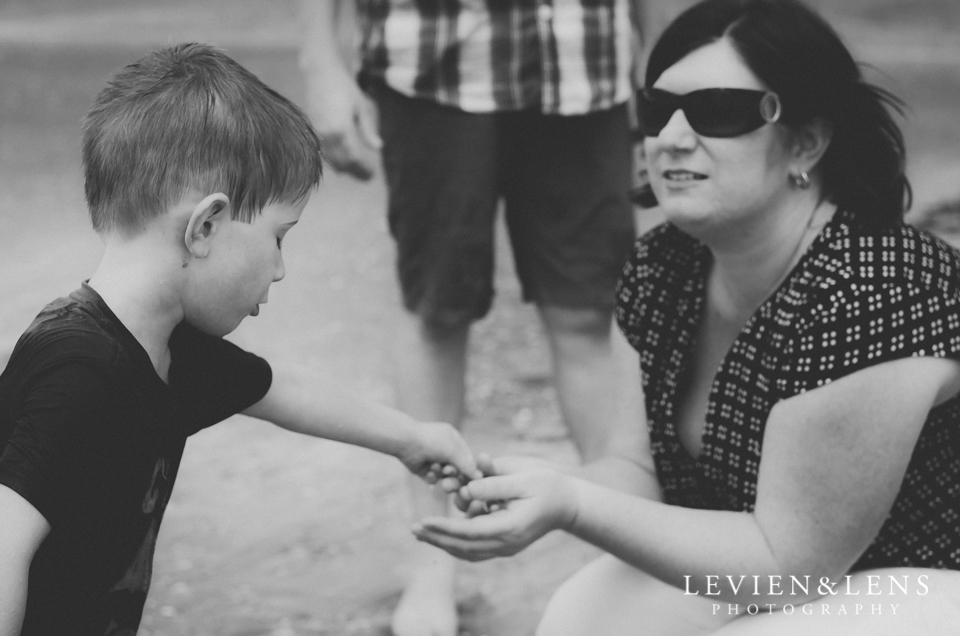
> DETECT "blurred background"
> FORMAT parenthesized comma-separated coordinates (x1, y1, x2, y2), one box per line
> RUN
(1, 1, 959, 635)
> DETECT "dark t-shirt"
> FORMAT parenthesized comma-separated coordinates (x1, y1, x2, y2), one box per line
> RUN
(615, 211, 960, 571)
(0, 284, 272, 635)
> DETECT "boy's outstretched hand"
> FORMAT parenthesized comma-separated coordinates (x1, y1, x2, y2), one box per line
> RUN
(397, 421, 482, 485)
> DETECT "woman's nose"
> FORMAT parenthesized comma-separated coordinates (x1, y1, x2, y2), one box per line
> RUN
(655, 108, 698, 150)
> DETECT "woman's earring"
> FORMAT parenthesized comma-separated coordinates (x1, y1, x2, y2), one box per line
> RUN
(789, 170, 811, 189)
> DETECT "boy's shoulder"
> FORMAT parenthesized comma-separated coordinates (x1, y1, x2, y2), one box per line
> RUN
(0, 286, 133, 448)
(1, 286, 126, 389)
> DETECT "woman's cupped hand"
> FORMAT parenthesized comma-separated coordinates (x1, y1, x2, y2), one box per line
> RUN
(412, 455, 580, 561)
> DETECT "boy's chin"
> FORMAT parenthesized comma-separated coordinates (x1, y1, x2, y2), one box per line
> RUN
(183, 314, 242, 338)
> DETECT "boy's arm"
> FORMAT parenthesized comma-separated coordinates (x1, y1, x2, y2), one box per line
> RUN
(0, 485, 49, 636)
(242, 362, 480, 480)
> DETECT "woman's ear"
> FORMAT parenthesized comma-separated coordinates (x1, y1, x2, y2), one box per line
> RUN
(791, 117, 833, 174)
(184, 193, 229, 258)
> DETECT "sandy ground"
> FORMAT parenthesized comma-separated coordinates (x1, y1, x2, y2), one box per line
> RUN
(1, 2, 960, 635)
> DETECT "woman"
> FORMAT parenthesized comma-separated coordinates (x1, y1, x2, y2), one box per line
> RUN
(414, 0, 960, 634)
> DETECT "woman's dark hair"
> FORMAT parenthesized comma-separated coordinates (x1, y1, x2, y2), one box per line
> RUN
(642, 0, 910, 228)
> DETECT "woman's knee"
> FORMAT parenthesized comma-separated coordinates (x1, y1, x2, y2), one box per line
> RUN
(712, 568, 960, 636)
(536, 555, 731, 636)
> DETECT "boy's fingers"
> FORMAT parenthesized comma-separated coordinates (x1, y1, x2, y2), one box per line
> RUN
(454, 452, 483, 481)
(477, 453, 496, 477)
(437, 476, 462, 493)
(428, 423, 480, 480)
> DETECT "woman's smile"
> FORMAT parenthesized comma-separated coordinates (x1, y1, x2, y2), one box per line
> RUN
(662, 169, 708, 183)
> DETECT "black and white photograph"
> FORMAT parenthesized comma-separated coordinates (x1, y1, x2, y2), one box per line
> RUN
(1, 1, 959, 635)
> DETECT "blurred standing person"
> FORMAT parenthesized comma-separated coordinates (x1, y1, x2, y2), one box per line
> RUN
(300, 1, 657, 634)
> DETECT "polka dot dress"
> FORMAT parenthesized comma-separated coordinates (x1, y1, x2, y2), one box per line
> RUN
(615, 209, 960, 571)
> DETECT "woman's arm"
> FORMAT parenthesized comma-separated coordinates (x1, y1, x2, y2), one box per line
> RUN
(460, 325, 660, 500)
(416, 355, 960, 605)
(572, 324, 662, 499)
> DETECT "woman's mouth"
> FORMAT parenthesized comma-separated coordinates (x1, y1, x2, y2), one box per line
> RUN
(663, 170, 707, 182)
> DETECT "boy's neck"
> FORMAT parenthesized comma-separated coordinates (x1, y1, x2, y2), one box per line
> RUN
(87, 229, 186, 382)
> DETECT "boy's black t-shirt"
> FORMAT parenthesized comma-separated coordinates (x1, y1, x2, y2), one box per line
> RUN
(0, 284, 272, 635)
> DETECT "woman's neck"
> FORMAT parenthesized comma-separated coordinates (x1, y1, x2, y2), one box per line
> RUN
(705, 196, 836, 323)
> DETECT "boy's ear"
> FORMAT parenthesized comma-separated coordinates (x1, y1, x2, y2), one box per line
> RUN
(184, 193, 229, 258)
(790, 117, 833, 174)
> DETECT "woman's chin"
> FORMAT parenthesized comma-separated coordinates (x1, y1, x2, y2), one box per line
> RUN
(658, 201, 713, 230)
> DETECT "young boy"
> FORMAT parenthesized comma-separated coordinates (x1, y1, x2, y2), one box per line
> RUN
(0, 43, 478, 636)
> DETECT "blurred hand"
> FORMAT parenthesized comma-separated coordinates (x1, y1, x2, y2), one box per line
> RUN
(398, 421, 482, 484)
(303, 66, 381, 180)
(452, 454, 555, 514)
(412, 465, 578, 561)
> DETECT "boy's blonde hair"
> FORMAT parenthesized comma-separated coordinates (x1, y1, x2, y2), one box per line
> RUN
(82, 43, 323, 235)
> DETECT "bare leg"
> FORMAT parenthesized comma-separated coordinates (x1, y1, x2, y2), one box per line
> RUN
(390, 309, 468, 636)
(537, 554, 734, 636)
(541, 560, 960, 636)
(538, 305, 622, 462)
(712, 568, 960, 636)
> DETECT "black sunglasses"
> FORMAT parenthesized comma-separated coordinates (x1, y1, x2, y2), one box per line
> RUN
(636, 88, 782, 138)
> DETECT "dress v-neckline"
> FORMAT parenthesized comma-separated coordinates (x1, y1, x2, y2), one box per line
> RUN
(666, 215, 838, 465)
